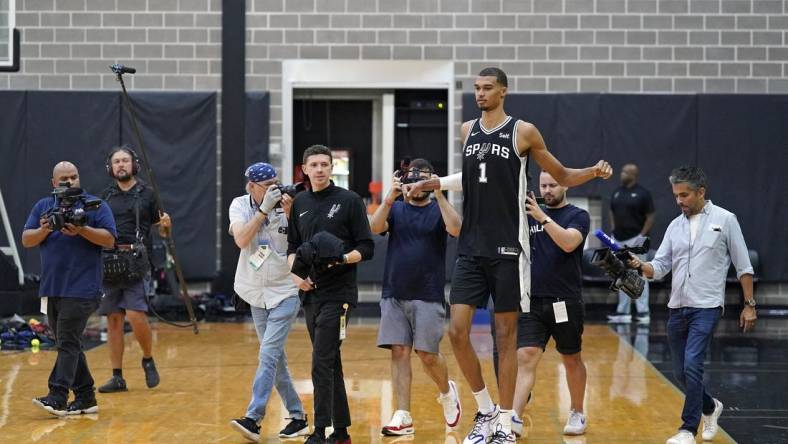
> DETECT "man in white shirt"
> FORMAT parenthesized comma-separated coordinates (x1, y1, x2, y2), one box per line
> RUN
(228, 162, 308, 442)
(627, 166, 756, 444)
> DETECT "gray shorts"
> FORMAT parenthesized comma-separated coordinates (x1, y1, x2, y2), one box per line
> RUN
(376, 298, 446, 354)
(98, 275, 150, 315)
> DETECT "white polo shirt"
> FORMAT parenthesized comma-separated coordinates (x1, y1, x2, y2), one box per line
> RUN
(229, 194, 297, 309)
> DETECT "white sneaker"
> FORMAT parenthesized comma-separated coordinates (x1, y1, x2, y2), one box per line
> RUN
(636, 314, 651, 324)
(438, 380, 462, 429)
(381, 410, 414, 436)
(666, 430, 695, 444)
(462, 406, 499, 444)
(563, 410, 586, 435)
(702, 398, 724, 440)
(488, 425, 516, 444)
(511, 413, 523, 438)
(607, 314, 632, 323)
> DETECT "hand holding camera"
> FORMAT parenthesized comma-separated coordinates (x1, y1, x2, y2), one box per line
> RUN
(525, 191, 547, 222)
(259, 186, 282, 215)
(385, 173, 403, 205)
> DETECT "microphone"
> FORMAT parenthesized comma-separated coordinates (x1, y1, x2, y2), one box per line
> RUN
(594, 229, 622, 251)
(110, 63, 136, 74)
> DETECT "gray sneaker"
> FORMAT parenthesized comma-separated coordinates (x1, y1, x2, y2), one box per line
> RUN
(98, 375, 128, 393)
(142, 358, 160, 388)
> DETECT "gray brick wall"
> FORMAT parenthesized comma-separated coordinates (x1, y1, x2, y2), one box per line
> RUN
(4, 1, 787, 116)
(3, 0, 221, 90)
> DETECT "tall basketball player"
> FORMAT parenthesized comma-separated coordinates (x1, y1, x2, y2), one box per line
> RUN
(404, 67, 612, 443)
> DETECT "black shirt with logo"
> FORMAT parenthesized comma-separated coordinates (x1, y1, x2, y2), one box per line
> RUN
(610, 183, 654, 240)
(287, 183, 374, 305)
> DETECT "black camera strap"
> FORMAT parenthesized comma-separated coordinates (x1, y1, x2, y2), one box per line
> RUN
(104, 183, 143, 245)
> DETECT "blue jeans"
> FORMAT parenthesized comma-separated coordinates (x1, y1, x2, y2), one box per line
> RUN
(667, 307, 721, 434)
(245, 296, 305, 422)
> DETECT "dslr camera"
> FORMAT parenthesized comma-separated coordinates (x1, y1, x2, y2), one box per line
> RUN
(590, 230, 649, 300)
(394, 157, 431, 185)
(273, 181, 308, 199)
(44, 182, 102, 231)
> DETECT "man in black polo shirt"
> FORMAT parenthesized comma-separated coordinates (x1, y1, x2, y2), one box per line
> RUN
(97, 146, 171, 393)
(287, 145, 374, 444)
(497, 170, 590, 437)
(607, 163, 655, 324)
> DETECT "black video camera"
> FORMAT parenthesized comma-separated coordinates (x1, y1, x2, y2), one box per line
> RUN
(590, 232, 650, 300)
(44, 182, 102, 231)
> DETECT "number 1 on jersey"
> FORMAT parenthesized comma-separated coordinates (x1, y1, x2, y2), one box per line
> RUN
(478, 162, 488, 183)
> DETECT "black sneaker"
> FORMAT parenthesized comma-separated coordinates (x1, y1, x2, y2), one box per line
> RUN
(32, 396, 66, 416)
(327, 432, 351, 444)
(304, 433, 327, 444)
(279, 415, 309, 438)
(142, 358, 160, 388)
(66, 398, 99, 415)
(229, 417, 260, 442)
(98, 375, 128, 393)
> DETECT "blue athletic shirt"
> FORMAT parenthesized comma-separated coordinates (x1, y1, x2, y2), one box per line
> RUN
(24, 194, 117, 299)
(382, 200, 447, 303)
(529, 204, 590, 300)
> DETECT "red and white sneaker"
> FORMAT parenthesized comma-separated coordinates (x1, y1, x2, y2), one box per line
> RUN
(382, 410, 415, 436)
(438, 380, 462, 429)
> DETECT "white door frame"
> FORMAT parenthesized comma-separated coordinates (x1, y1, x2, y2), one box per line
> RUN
(281, 60, 455, 190)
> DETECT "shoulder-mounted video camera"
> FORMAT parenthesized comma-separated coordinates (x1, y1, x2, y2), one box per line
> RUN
(590, 230, 649, 300)
(45, 182, 102, 231)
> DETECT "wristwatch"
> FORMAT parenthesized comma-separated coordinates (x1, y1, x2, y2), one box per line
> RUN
(744, 298, 757, 308)
(540, 217, 553, 226)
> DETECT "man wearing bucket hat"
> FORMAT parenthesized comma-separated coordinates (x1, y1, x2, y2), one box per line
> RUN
(228, 162, 309, 441)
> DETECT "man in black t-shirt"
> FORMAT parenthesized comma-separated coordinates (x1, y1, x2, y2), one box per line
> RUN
(97, 146, 171, 394)
(505, 170, 591, 437)
(287, 145, 374, 444)
(370, 159, 462, 436)
(607, 163, 655, 324)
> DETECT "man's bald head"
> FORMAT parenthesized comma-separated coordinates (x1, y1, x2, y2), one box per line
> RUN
(52, 161, 81, 188)
(620, 163, 639, 187)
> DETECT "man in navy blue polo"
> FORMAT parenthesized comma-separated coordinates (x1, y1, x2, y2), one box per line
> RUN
(23, 161, 116, 417)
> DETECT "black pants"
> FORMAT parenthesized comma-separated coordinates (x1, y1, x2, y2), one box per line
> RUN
(303, 301, 351, 428)
(47, 297, 99, 404)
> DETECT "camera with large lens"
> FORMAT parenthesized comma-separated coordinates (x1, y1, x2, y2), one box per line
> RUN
(45, 182, 102, 231)
(590, 231, 650, 300)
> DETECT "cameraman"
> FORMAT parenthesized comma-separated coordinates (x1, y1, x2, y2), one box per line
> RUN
(492, 170, 591, 437)
(23, 161, 116, 416)
(287, 145, 374, 444)
(626, 166, 755, 444)
(369, 159, 462, 436)
(96, 146, 171, 393)
(228, 162, 308, 441)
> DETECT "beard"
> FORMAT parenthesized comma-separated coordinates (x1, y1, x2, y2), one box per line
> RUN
(544, 193, 564, 207)
(411, 191, 431, 202)
(114, 170, 133, 182)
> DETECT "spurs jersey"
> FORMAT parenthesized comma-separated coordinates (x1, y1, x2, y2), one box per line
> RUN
(459, 116, 532, 310)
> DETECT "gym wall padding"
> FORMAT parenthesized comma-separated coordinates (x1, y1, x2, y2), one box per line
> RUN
(463, 93, 788, 282)
(1, 91, 218, 281)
